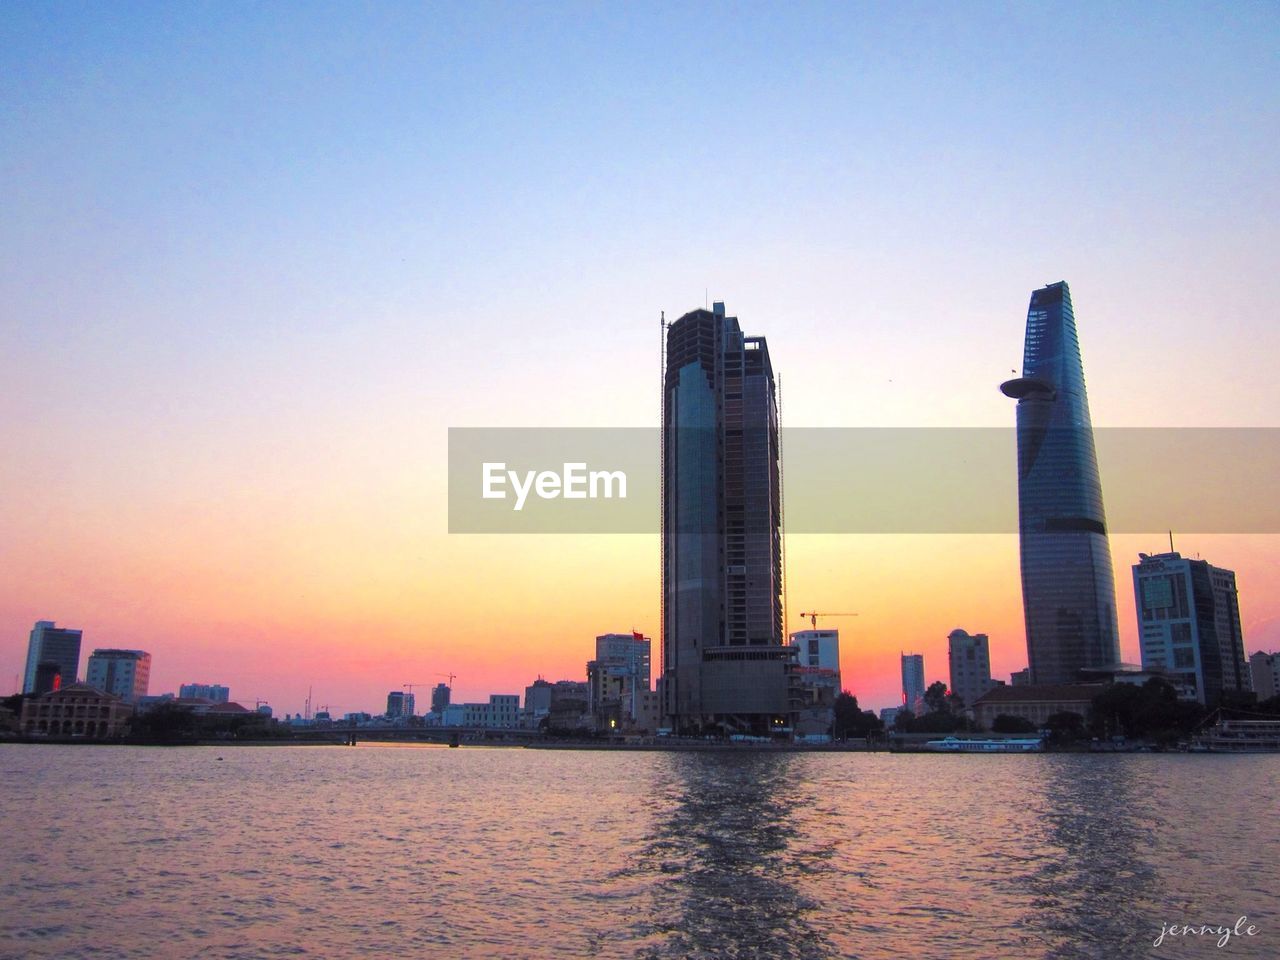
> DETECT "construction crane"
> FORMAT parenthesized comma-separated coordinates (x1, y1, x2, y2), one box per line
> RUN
(404, 682, 426, 694)
(797, 611, 859, 629)
(436, 672, 456, 686)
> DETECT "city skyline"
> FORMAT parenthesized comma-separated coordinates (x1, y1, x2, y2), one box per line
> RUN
(3, 4, 1279, 716)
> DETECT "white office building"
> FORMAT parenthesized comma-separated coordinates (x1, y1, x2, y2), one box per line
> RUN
(85, 649, 151, 704)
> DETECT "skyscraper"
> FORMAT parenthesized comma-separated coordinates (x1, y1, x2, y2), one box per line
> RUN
(1001, 281, 1120, 683)
(85, 649, 151, 703)
(901, 653, 925, 714)
(1133, 552, 1250, 705)
(22, 621, 82, 694)
(386, 691, 415, 718)
(430, 682, 451, 715)
(947, 629, 997, 710)
(661, 302, 794, 736)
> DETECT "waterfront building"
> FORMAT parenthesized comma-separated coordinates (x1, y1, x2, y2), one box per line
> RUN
(971, 683, 1106, 731)
(948, 630, 998, 710)
(1250, 651, 1280, 701)
(430, 682, 451, 715)
(588, 633, 653, 728)
(441, 703, 466, 727)
(901, 653, 925, 714)
(386, 690, 415, 719)
(1132, 552, 1250, 704)
(1001, 281, 1120, 683)
(661, 302, 795, 736)
(22, 621, 82, 694)
(32, 662, 63, 696)
(789, 630, 842, 706)
(523, 678, 554, 727)
(85, 649, 151, 704)
(456, 695, 520, 728)
(179, 683, 230, 703)
(20, 683, 133, 739)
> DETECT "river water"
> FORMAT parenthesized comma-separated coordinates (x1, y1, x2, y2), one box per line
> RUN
(1, 744, 1275, 959)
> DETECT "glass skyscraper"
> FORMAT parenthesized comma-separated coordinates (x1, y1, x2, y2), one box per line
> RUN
(22, 620, 83, 694)
(1001, 282, 1120, 683)
(661, 302, 795, 736)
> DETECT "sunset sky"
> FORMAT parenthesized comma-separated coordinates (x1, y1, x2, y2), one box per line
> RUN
(3, 3, 1278, 714)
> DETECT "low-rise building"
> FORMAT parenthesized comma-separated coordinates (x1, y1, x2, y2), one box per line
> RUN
(20, 683, 134, 739)
(972, 683, 1106, 730)
(179, 683, 229, 703)
(1249, 651, 1280, 701)
(453, 695, 520, 728)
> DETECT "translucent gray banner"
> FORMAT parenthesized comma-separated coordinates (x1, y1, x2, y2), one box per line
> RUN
(447, 428, 1280, 534)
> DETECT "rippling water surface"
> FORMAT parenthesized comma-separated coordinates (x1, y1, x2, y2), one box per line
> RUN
(1, 745, 1276, 959)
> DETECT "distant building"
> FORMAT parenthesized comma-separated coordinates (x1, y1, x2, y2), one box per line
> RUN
(386, 691, 415, 719)
(1250, 651, 1280, 701)
(547, 680, 590, 732)
(22, 621, 82, 694)
(456, 695, 520, 729)
(430, 682, 451, 715)
(1133, 552, 1251, 705)
(972, 683, 1106, 731)
(901, 654, 925, 714)
(179, 683, 229, 703)
(948, 630, 998, 710)
(878, 706, 904, 728)
(588, 633, 653, 729)
(1010, 668, 1031, 686)
(32, 662, 64, 696)
(85, 650, 151, 703)
(20, 683, 133, 739)
(523, 678, 554, 727)
(135, 693, 175, 713)
(789, 630, 842, 706)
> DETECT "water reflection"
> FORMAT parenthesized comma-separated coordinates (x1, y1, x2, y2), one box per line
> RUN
(1022, 757, 1160, 959)
(625, 751, 835, 960)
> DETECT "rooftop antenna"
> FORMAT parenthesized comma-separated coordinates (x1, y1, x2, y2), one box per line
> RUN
(1169, 530, 1175, 553)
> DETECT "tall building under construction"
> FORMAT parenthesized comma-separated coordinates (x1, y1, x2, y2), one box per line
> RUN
(660, 302, 796, 735)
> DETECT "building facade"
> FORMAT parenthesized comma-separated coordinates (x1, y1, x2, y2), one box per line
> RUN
(430, 682, 451, 715)
(948, 629, 998, 710)
(457, 694, 520, 728)
(22, 621, 83, 694)
(20, 683, 134, 739)
(971, 683, 1106, 731)
(1001, 281, 1120, 683)
(85, 649, 151, 703)
(789, 630, 842, 706)
(1133, 552, 1251, 705)
(1250, 651, 1280, 701)
(662, 302, 794, 735)
(385, 691, 416, 719)
(901, 653, 925, 714)
(179, 683, 230, 703)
